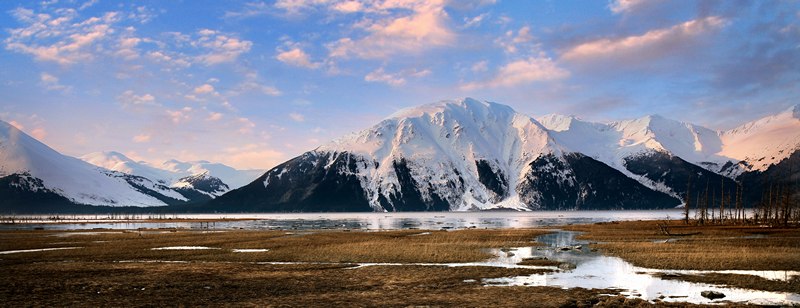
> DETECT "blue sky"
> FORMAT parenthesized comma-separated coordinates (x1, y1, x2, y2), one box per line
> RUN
(1, 0, 798, 169)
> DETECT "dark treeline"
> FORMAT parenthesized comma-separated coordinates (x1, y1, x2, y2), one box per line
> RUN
(683, 152, 800, 226)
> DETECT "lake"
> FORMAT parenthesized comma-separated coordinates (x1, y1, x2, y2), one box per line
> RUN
(0, 210, 687, 231)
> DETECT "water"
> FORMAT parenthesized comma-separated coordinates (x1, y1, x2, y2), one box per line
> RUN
(0, 210, 684, 231)
(483, 230, 800, 305)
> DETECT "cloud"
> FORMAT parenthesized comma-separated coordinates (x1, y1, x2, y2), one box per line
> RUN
(325, 1, 455, 59)
(118, 90, 157, 106)
(237, 117, 256, 134)
(30, 127, 48, 140)
(217, 143, 286, 170)
(562, 16, 727, 63)
(194, 83, 215, 94)
(464, 13, 488, 28)
(495, 26, 533, 54)
(194, 29, 253, 65)
(5, 9, 119, 65)
(231, 71, 282, 96)
(461, 55, 568, 90)
(207, 112, 223, 121)
(288, 112, 305, 122)
(224, 1, 271, 19)
(165, 107, 192, 124)
(276, 46, 320, 68)
(471, 60, 488, 72)
(133, 134, 151, 143)
(608, 0, 662, 14)
(333, 1, 363, 13)
(39, 72, 72, 92)
(364, 67, 431, 87)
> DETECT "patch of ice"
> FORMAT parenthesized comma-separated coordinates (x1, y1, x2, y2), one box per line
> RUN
(232, 249, 270, 253)
(151, 246, 219, 250)
(0, 247, 82, 254)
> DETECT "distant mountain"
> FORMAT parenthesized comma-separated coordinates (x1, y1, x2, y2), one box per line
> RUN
(3, 99, 797, 213)
(0, 120, 206, 213)
(208, 98, 679, 212)
(80, 152, 263, 195)
(158, 159, 264, 189)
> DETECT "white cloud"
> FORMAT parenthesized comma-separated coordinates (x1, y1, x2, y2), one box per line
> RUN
(333, 1, 363, 13)
(326, 0, 455, 59)
(495, 26, 533, 54)
(5, 9, 119, 65)
(463, 12, 488, 28)
(194, 29, 253, 65)
(562, 16, 727, 61)
(118, 90, 157, 106)
(133, 134, 151, 143)
(471, 60, 488, 72)
(276, 46, 320, 68)
(288, 112, 305, 122)
(216, 143, 286, 170)
(194, 83, 215, 94)
(39, 72, 72, 92)
(461, 55, 568, 90)
(207, 112, 223, 121)
(237, 117, 256, 134)
(608, 0, 660, 14)
(364, 67, 430, 86)
(166, 107, 192, 124)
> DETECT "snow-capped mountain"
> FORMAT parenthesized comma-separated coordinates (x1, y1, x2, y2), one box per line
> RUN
(159, 159, 263, 189)
(719, 104, 800, 176)
(537, 113, 736, 199)
(81, 151, 175, 185)
(209, 98, 678, 212)
(80, 152, 261, 194)
(0, 120, 195, 211)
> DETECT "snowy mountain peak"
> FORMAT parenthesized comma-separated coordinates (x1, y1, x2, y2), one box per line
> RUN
(719, 105, 800, 172)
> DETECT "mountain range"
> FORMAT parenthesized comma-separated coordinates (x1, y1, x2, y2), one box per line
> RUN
(1, 98, 798, 213)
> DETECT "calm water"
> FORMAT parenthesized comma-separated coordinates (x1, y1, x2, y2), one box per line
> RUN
(0, 210, 685, 230)
(483, 230, 800, 305)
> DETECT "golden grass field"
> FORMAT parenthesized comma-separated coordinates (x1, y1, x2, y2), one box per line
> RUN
(0, 221, 797, 307)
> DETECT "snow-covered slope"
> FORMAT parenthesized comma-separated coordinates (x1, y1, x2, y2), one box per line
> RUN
(211, 98, 678, 212)
(538, 114, 727, 170)
(316, 98, 562, 210)
(0, 120, 174, 207)
(719, 104, 800, 175)
(80, 152, 262, 193)
(81, 151, 174, 184)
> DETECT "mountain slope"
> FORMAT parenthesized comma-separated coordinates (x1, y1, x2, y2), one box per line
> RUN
(0, 120, 206, 212)
(719, 104, 800, 176)
(209, 98, 678, 212)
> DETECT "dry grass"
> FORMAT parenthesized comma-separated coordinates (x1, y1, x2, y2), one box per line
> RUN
(564, 220, 800, 271)
(0, 228, 547, 264)
(0, 228, 670, 307)
(0, 260, 651, 307)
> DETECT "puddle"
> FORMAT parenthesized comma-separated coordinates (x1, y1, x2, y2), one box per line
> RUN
(151, 246, 220, 250)
(482, 231, 800, 305)
(0, 247, 82, 254)
(232, 249, 270, 253)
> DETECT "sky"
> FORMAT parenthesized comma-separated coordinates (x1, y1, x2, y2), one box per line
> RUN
(0, 0, 798, 170)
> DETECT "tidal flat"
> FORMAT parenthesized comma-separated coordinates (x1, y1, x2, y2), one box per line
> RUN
(0, 221, 798, 307)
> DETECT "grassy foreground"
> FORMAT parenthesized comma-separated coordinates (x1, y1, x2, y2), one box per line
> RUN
(565, 220, 800, 293)
(0, 228, 658, 307)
